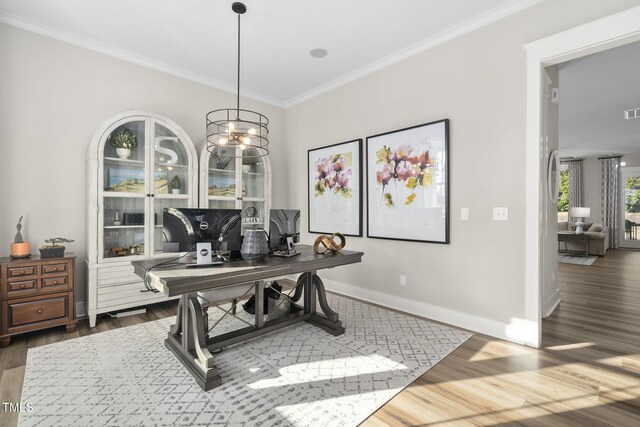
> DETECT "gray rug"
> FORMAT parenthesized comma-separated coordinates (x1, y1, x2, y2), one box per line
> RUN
(19, 294, 471, 427)
(558, 253, 598, 265)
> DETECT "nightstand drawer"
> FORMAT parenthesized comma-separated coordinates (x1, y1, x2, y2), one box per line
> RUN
(8, 296, 68, 327)
(41, 276, 69, 292)
(7, 280, 38, 298)
(8, 266, 37, 278)
(42, 263, 68, 275)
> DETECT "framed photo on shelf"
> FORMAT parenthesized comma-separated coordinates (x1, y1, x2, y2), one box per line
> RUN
(106, 168, 145, 192)
(308, 139, 363, 236)
(366, 119, 449, 244)
(208, 175, 236, 197)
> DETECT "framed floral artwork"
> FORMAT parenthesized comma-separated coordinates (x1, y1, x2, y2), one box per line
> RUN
(366, 119, 449, 243)
(308, 139, 363, 236)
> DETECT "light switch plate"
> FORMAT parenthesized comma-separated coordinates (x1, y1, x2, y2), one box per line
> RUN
(461, 208, 469, 220)
(493, 207, 509, 221)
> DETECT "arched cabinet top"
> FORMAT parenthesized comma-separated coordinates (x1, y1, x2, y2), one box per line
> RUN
(87, 110, 196, 162)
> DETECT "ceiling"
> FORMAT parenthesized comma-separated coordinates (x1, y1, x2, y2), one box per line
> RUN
(0, 0, 540, 107)
(558, 40, 640, 158)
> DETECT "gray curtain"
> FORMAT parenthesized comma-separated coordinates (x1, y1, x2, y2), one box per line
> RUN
(601, 158, 620, 248)
(566, 160, 582, 209)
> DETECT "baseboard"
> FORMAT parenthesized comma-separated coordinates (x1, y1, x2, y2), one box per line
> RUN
(543, 289, 561, 318)
(76, 301, 87, 318)
(288, 275, 537, 346)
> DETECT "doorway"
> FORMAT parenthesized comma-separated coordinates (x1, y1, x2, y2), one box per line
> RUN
(525, 6, 640, 348)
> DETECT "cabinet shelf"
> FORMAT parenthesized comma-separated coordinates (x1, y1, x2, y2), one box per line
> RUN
(104, 157, 145, 166)
(155, 162, 189, 169)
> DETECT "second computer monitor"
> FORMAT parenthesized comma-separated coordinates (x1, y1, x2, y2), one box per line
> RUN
(269, 209, 300, 252)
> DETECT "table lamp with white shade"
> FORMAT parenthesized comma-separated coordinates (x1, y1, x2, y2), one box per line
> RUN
(570, 207, 591, 234)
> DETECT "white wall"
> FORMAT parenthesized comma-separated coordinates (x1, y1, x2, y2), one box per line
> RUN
(0, 23, 287, 313)
(285, 0, 640, 343)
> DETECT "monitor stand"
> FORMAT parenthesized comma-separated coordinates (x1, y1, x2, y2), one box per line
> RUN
(186, 242, 224, 268)
(271, 237, 300, 258)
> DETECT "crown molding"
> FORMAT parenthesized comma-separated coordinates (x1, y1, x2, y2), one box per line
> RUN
(0, 11, 286, 109)
(0, 0, 543, 110)
(284, 0, 544, 108)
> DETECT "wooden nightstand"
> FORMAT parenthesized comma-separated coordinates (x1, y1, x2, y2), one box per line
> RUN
(0, 255, 76, 347)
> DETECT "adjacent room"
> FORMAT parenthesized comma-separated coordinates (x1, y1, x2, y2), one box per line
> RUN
(1, 1, 640, 426)
(541, 39, 640, 390)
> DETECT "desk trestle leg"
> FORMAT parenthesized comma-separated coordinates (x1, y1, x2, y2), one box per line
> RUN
(300, 271, 345, 336)
(165, 293, 222, 391)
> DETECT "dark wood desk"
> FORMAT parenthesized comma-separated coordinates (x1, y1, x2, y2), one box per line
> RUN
(132, 245, 363, 391)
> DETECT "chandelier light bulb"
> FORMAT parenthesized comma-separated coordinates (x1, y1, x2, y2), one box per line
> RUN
(219, 137, 228, 145)
(242, 136, 251, 145)
(228, 122, 236, 131)
(239, 144, 246, 150)
(248, 128, 256, 135)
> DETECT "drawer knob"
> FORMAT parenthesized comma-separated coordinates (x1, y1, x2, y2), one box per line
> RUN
(37, 309, 43, 314)
(52, 268, 58, 271)
(19, 270, 25, 274)
(20, 284, 25, 288)
(53, 281, 58, 285)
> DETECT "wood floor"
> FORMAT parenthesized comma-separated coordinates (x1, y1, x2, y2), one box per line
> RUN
(1, 250, 639, 426)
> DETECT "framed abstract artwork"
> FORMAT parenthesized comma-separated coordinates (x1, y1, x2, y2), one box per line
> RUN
(308, 139, 363, 236)
(366, 119, 449, 243)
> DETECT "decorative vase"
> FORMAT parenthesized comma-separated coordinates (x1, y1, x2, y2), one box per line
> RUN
(10, 242, 31, 259)
(116, 148, 131, 160)
(172, 189, 180, 195)
(39, 247, 65, 259)
(240, 229, 269, 263)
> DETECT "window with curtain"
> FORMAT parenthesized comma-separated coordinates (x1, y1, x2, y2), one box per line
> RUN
(557, 165, 569, 221)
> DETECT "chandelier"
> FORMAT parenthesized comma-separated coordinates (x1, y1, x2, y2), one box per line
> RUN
(206, 2, 269, 159)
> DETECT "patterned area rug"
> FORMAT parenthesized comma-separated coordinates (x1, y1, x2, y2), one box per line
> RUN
(19, 294, 471, 427)
(558, 253, 598, 265)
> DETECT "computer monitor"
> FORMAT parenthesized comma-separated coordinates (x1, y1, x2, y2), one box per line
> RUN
(269, 209, 300, 255)
(163, 208, 242, 260)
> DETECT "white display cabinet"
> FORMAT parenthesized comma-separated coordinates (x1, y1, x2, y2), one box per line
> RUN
(86, 111, 197, 327)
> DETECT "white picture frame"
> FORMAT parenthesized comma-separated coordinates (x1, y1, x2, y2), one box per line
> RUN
(308, 139, 363, 236)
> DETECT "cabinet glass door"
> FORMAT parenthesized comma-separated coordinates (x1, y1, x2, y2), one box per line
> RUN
(241, 148, 267, 234)
(102, 196, 147, 259)
(153, 123, 190, 195)
(101, 120, 147, 260)
(103, 121, 146, 194)
(207, 147, 238, 209)
(151, 122, 191, 256)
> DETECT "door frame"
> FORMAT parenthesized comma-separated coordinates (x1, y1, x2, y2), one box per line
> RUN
(524, 6, 640, 348)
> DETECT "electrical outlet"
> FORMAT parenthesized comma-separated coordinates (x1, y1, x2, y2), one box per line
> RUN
(399, 274, 407, 287)
(493, 207, 509, 221)
(461, 208, 469, 221)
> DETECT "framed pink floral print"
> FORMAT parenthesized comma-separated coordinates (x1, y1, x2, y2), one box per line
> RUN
(366, 119, 449, 243)
(308, 139, 363, 236)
